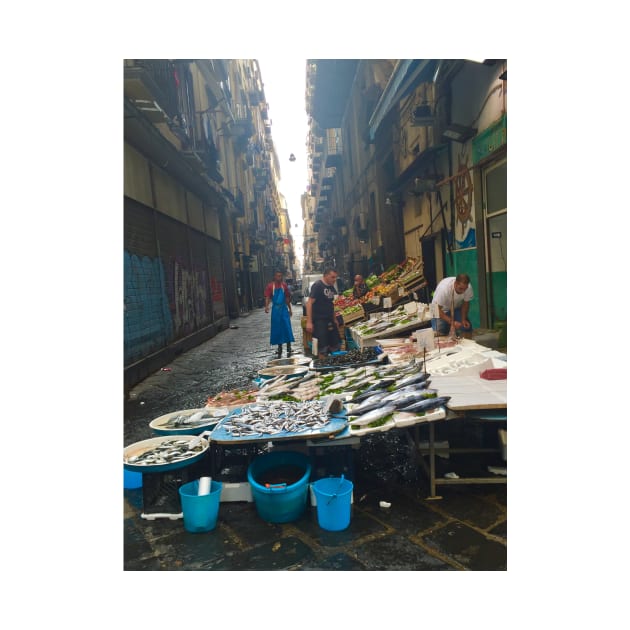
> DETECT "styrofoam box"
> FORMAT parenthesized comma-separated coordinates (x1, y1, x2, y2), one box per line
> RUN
(220, 482, 254, 503)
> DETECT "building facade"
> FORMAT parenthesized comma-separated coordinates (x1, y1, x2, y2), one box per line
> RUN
(124, 59, 295, 390)
(304, 59, 507, 330)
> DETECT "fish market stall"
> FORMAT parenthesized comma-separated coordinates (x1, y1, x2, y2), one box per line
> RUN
(124, 336, 505, 519)
(207, 358, 456, 488)
(348, 302, 433, 349)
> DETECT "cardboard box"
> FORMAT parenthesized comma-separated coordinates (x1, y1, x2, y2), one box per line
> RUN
(301, 316, 312, 353)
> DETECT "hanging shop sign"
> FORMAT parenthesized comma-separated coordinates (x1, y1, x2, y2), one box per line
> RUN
(472, 114, 506, 165)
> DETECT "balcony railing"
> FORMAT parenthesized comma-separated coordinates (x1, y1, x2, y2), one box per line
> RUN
(125, 60, 180, 120)
(229, 103, 255, 138)
(325, 128, 343, 167)
(322, 167, 336, 184)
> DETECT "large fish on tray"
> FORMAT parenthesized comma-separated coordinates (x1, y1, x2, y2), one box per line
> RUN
(347, 392, 390, 416)
(395, 371, 431, 389)
(397, 396, 451, 413)
(380, 383, 432, 404)
(387, 389, 439, 410)
(348, 404, 397, 426)
(351, 386, 390, 404)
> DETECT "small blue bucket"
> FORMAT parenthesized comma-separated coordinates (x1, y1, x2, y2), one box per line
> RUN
(247, 451, 311, 523)
(311, 476, 353, 531)
(124, 468, 143, 489)
(178, 479, 223, 533)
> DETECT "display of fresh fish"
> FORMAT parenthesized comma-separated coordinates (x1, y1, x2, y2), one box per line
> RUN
(390, 392, 439, 410)
(163, 412, 218, 428)
(380, 383, 431, 404)
(347, 392, 390, 416)
(217, 400, 336, 437)
(351, 387, 389, 404)
(352, 381, 387, 398)
(395, 371, 431, 388)
(125, 438, 205, 466)
(347, 404, 397, 427)
(397, 396, 451, 413)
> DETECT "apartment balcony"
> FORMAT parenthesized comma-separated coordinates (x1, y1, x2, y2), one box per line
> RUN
(124, 61, 182, 121)
(254, 172, 269, 189)
(232, 188, 245, 217)
(322, 167, 336, 185)
(308, 59, 358, 128)
(325, 128, 343, 167)
(228, 104, 255, 138)
(181, 137, 222, 182)
(253, 179, 268, 192)
(248, 90, 263, 106)
(253, 167, 270, 179)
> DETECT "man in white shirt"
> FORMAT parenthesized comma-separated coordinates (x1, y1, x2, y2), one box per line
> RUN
(431, 273, 474, 338)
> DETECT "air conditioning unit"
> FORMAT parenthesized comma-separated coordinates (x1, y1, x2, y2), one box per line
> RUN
(410, 103, 434, 127)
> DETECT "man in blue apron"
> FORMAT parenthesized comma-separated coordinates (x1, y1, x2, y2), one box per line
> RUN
(264, 271, 295, 358)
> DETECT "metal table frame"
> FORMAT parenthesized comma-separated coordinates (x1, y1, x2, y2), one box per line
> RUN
(407, 408, 507, 500)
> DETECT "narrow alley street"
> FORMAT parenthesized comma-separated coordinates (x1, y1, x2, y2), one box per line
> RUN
(124, 307, 507, 571)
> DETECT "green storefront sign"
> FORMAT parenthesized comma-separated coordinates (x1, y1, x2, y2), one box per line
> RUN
(472, 114, 506, 165)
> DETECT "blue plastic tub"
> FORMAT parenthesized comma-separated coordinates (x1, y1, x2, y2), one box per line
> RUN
(311, 476, 353, 531)
(247, 451, 311, 523)
(124, 469, 143, 489)
(178, 479, 223, 533)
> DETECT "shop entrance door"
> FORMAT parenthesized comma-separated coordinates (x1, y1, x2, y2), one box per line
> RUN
(483, 159, 507, 326)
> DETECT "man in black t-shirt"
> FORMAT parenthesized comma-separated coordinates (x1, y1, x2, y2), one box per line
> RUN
(305, 268, 341, 359)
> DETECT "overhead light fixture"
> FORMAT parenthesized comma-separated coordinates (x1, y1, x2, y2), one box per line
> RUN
(442, 123, 477, 143)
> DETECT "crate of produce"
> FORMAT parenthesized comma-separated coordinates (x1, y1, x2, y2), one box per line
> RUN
(341, 304, 365, 324)
(384, 284, 404, 305)
(397, 259, 426, 290)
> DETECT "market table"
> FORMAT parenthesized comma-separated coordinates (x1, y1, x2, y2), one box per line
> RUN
(349, 310, 433, 349)
(408, 371, 507, 499)
(205, 403, 356, 487)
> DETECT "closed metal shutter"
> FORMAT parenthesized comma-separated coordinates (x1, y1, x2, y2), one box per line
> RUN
(207, 239, 226, 319)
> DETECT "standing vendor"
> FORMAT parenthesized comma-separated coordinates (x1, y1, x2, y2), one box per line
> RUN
(305, 268, 341, 359)
(431, 273, 474, 338)
(264, 270, 295, 358)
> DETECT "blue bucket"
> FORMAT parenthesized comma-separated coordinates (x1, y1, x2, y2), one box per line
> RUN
(247, 451, 311, 523)
(178, 479, 223, 533)
(124, 468, 143, 489)
(311, 476, 353, 531)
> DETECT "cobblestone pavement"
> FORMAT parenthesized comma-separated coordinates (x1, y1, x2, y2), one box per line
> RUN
(124, 306, 507, 571)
